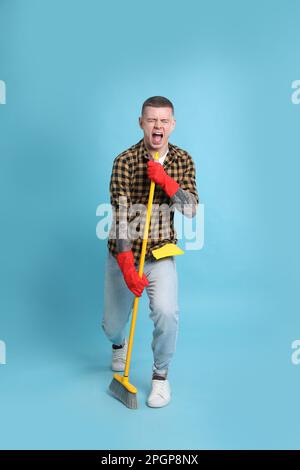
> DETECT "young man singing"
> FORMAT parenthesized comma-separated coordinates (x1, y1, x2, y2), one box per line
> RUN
(102, 96, 199, 407)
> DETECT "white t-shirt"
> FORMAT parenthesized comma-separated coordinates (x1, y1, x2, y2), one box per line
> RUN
(158, 148, 169, 165)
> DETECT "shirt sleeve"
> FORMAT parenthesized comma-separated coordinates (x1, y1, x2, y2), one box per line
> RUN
(170, 154, 199, 218)
(109, 156, 133, 253)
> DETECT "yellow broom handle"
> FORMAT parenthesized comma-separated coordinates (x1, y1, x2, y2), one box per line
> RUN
(124, 151, 159, 379)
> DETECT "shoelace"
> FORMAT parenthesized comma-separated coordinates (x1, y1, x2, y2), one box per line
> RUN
(152, 380, 168, 397)
(113, 346, 127, 360)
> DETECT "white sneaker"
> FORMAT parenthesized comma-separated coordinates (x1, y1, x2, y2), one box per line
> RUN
(147, 379, 171, 408)
(111, 338, 128, 372)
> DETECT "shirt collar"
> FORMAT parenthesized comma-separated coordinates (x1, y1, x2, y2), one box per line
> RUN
(137, 138, 177, 168)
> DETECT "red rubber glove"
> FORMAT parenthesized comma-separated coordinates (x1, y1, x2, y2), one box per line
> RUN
(147, 161, 179, 198)
(116, 251, 149, 297)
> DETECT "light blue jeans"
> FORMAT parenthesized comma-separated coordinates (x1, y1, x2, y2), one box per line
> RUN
(102, 252, 179, 377)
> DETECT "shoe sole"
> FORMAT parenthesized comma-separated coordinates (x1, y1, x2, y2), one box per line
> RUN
(146, 399, 171, 408)
(111, 366, 125, 372)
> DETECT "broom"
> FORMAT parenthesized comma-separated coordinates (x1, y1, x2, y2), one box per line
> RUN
(109, 151, 159, 408)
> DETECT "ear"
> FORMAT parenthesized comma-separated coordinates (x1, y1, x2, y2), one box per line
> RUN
(138, 116, 143, 129)
(171, 118, 176, 132)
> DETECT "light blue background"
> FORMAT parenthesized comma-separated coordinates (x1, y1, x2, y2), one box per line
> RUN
(0, 0, 300, 450)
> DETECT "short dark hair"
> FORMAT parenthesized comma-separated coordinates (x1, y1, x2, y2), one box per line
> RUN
(141, 96, 174, 116)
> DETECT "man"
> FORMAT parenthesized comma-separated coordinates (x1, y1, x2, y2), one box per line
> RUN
(102, 96, 199, 407)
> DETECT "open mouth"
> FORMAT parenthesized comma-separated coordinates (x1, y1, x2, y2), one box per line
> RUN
(152, 132, 163, 145)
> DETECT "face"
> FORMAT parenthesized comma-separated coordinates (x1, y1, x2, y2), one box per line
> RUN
(139, 106, 176, 151)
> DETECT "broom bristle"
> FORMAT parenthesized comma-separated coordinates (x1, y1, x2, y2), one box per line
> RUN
(109, 377, 138, 409)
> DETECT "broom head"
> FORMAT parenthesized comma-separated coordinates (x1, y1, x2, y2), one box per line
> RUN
(109, 373, 138, 409)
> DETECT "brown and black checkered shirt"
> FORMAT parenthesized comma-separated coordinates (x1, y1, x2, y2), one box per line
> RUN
(108, 138, 199, 265)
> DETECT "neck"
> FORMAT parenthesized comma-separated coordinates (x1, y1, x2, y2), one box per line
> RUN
(144, 139, 169, 159)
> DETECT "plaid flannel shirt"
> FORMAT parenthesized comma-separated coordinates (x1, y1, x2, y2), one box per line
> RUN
(107, 138, 199, 266)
